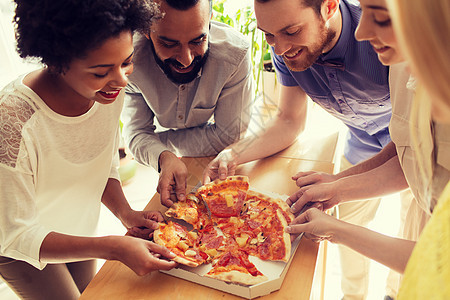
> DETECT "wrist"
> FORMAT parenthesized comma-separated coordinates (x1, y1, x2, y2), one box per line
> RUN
(158, 151, 176, 171)
(221, 148, 238, 163)
(100, 236, 123, 261)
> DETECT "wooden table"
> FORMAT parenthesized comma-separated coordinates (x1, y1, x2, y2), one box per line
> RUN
(80, 134, 339, 300)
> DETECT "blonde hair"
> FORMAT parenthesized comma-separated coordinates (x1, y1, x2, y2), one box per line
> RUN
(388, 0, 450, 119)
(410, 85, 433, 199)
(388, 0, 450, 200)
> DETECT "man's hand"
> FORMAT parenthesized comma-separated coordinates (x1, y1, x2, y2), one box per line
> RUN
(124, 211, 165, 240)
(202, 149, 237, 184)
(157, 151, 188, 207)
(285, 208, 340, 243)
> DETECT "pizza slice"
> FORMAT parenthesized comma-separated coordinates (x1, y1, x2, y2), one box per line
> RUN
(197, 176, 250, 218)
(245, 209, 292, 262)
(153, 221, 207, 267)
(164, 195, 212, 230)
(243, 190, 294, 224)
(205, 250, 268, 286)
(240, 191, 293, 262)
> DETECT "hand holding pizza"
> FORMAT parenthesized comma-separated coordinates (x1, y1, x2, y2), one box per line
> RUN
(286, 207, 340, 243)
(202, 149, 238, 184)
(286, 172, 341, 214)
(126, 210, 165, 240)
(110, 235, 177, 275)
(287, 177, 342, 214)
(157, 151, 188, 207)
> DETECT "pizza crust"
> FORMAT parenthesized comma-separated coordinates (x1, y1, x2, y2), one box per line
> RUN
(205, 269, 268, 286)
(170, 254, 200, 268)
(272, 197, 295, 222)
(198, 175, 249, 193)
(153, 227, 201, 267)
(276, 209, 292, 263)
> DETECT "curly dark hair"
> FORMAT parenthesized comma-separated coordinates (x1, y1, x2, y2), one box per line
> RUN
(13, 0, 161, 73)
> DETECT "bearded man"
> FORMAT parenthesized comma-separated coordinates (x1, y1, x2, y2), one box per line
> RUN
(122, 0, 253, 208)
(204, 1, 393, 299)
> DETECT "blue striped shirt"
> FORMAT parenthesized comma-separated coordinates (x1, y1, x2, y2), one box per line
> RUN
(273, 0, 391, 164)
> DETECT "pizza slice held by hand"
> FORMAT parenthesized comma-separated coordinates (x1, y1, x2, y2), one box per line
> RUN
(153, 221, 207, 267)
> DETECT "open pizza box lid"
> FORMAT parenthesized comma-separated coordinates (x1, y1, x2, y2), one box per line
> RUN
(160, 188, 302, 299)
(160, 234, 302, 299)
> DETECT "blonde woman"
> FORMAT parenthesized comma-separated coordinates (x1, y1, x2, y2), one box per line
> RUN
(388, 0, 450, 298)
(286, 0, 450, 298)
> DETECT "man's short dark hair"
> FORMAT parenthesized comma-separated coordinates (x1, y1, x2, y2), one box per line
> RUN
(255, 0, 323, 16)
(165, 0, 212, 13)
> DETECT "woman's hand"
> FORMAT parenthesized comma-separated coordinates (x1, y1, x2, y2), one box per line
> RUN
(122, 210, 165, 239)
(286, 208, 341, 243)
(107, 236, 177, 275)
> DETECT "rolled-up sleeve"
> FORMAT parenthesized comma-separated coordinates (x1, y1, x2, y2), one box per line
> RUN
(0, 165, 50, 270)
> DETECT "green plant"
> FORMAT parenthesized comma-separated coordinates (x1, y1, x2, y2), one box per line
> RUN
(212, 1, 271, 99)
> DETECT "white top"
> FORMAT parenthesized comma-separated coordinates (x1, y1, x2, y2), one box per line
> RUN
(122, 21, 253, 169)
(0, 75, 122, 269)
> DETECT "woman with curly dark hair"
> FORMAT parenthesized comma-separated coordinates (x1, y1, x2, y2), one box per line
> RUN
(0, 1, 176, 299)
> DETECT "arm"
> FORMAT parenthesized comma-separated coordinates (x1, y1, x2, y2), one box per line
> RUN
(336, 141, 398, 178)
(121, 89, 189, 207)
(0, 165, 175, 274)
(291, 141, 398, 188)
(286, 208, 415, 274)
(157, 49, 254, 157)
(203, 84, 308, 182)
(121, 88, 170, 170)
(289, 154, 410, 213)
(41, 179, 178, 273)
(101, 178, 166, 238)
(40, 233, 176, 275)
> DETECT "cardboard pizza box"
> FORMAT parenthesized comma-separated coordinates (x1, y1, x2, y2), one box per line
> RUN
(160, 234, 303, 299)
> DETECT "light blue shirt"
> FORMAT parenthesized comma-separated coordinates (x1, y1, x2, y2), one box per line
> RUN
(273, 0, 391, 164)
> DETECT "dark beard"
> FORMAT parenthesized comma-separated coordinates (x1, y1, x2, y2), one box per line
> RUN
(150, 41, 209, 84)
(283, 23, 336, 72)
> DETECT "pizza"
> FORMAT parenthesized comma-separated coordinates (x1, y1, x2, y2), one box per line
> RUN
(153, 221, 207, 267)
(196, 176, 249, 218)
(153, 176, 294, 286)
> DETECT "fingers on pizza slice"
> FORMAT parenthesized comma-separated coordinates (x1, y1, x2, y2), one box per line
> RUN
(153, 221, 207, 267)
(244, 209, 292, 263)
(205, 251, 268, 286)
(244, 190, 294, 224)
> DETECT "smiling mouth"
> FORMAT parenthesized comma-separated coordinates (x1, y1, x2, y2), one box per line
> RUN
(283, 49, 303, 60)
(98, 90, 121, 99)
(171, 63, 194, 74)
(371, 44, 390, 53)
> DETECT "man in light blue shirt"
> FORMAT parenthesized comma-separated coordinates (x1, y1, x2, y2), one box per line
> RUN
(205, 0, 393, 298)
